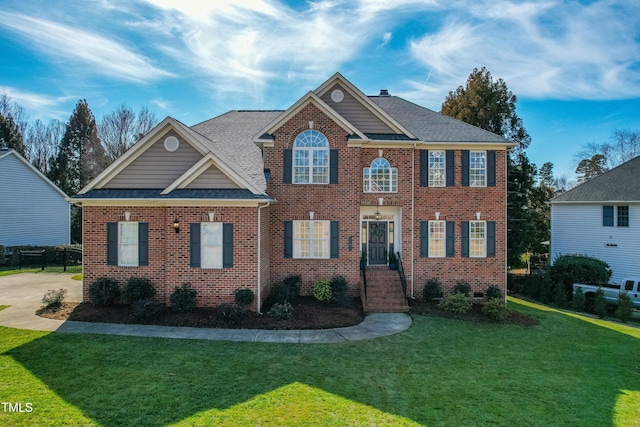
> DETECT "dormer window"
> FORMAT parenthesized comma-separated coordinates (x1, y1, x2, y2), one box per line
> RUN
(363, 158, 397, 192)
(293, 130, 329, 184)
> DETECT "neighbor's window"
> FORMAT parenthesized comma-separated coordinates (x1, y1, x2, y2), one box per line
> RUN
(293, 130, 329, 184)
(470, 151, 486, 187)
(201, 222, 223, 268)
(469, 221, 486, 257)
(294, 220, 329, 258)
(617, 206, 629, 227)
(429, 151, 445, 187)
(118, 222, 139, 266)
(363, 157, 397, 192)
(428, 220, 445, 257)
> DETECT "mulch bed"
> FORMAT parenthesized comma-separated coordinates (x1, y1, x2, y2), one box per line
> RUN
(37, 297, 365, 330)
(409, 299, 540, 326)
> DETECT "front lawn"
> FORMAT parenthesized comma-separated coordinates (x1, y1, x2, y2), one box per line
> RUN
(1, 298, 638, 426)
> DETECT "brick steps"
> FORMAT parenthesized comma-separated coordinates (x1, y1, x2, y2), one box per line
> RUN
(363, 267, 409, 313)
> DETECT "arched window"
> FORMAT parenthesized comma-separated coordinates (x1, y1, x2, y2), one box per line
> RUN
(293, 130, 329, 184)
(363, 157, 397, 192)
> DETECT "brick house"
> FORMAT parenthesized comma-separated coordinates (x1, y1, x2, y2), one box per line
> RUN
(72, 73, 514, 312)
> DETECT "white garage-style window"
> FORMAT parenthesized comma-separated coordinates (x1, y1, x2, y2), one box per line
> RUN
(363, 157, 397, 192)
(293, 130, 329, 184)
(294, 220, 330, 258)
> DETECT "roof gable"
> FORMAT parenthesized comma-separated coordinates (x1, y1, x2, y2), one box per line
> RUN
(551, 155, 640, 203)
(0, 149, 68, 198)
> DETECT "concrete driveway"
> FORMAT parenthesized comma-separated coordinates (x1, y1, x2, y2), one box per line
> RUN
(0, 272, 81, 331)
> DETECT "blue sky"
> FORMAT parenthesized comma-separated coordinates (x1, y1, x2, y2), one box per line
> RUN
(1, 0, 638, 180)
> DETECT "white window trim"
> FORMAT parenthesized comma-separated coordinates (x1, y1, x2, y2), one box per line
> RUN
(429, 151, 446, 187)
(363, 157, 398, 193)
(469, 220, 486, 258)
(201, 222, 223, 269)
(118, 222, 139, 267)
(428, 220, 446, 258)
(293, 220, 330, 259)
(470, 151, 487, 187)
(293, 130, 329, 185)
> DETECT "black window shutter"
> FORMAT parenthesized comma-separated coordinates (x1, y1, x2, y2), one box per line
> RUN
(330, 221, 339, 258)
(461, 221, 470, 257)
(223, 223, 233, 268)
(487, 150, 496, 187)
(330, 149, 338, 184)
(190, 223, 201, 267)
(107, 222, 118, 265)
(283, 149, 292, 184)
(284, 221, 293, 258)
(487, 221, 496, 257)
(446, 221, 455, 257)
(446, 150, 455, 186)
(420, 221, 429, 257)
(420, 150, 429, 186)
(462, 150, 470, 187)
(603, 206, 614, 226)
(138, 222, 148, 266)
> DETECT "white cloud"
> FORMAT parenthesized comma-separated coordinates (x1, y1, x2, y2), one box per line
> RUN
(0, 86, 72, 120)
(0, 11, 173, 83)
(380, 32, 393, 47)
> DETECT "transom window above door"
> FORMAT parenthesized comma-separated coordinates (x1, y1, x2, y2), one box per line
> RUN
(363, 157, 397, 192)
(293, 130, 329, 184)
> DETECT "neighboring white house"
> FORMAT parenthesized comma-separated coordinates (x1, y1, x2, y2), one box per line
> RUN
(0, 149, 70, 246)
(550, 156, 640, 284)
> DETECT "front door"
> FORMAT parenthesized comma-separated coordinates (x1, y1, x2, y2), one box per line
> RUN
(369, 222, 387, 265)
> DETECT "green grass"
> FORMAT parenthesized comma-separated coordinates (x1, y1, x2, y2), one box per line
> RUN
(71, 274, 82, 281)
(0, 265, 82, 276)
(1, 299, 638, 426)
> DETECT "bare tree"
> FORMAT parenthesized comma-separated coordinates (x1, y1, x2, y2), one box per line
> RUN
(25, 118, 65, 174)
(99, 103, 158, 164)
(576, 129, 640, 173)
(0, 92, 28, 136)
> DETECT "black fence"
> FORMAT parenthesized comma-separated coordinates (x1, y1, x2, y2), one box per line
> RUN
(1, 246, 82, 273)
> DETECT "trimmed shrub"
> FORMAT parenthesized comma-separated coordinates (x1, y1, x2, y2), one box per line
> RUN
(485, 285, 502, 300)
(170, 283, 198, 313)
(438, 293, 472, 314)
(594, 288, 608, 319)
(41, 288, 67, 311)
(549, 254, 611, 297)
(268, 282, 290, 305)
(422, 278, 443, 302)
(539, 279, 553, 304)
(453, 280, 471, 297)
(482, 298, 510, 321)
(615, 293, 633, 323)
(89, 277, 121, 306)
(123, 277, 155, 303)
(330, 275, 351, 307)
(234, 288, 255, 308)
(282, 275, 302, 297)
(571, 287, 586, 312)
(268, 301, 294, 320)
(312, 279, 333, 302)
(217, 303, 246, 324)
(553, 282, 568, 308)
(132, 299, 163, 320)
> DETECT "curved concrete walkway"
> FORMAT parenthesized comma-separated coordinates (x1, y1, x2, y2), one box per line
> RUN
(0, 273, 411, 343)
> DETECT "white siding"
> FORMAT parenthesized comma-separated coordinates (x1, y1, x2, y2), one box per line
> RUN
(551, 203, 640, 283)
(0, 154, 70, 246)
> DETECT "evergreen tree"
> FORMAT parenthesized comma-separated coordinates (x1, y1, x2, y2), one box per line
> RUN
(441, 67, 546, 267)
(0, 112, 27, 156)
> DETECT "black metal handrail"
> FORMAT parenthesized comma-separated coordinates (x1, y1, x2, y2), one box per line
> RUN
(396, 251, 408, 302)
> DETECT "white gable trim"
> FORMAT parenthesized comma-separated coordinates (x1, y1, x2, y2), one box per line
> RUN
(161, 153, 262, 195)
(78, 117, 210, 194)
(0, 149, 69, 199)
(314, 72, 416, 139)
(253, 92, 367, 141)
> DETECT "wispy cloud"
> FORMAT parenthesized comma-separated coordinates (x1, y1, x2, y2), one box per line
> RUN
(0, 86, 72, 119)
(0, 11, 173, 83)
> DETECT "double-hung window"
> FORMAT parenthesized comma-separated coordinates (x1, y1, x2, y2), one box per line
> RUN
(428, 221, 446, 257)
(201, 223, 223, 268)
(428, 151, 445, 187)
(617, 206, 629, 227)
(363, 157, 397, 192)
(294, 220, 329, 259)
(470, 151, 486, 187)
(293, 130, 329, 184)
(107, 222, 148, 267)
(118, 222, 139, 266)
(469, 221, 486, 257)
(604, 205, 630, 227)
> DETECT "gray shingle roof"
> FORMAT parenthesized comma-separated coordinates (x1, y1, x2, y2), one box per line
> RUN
(191, 111, 283, 192)
(369, 96, 511, 144)
(551, 155, 640, 203)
